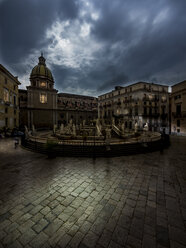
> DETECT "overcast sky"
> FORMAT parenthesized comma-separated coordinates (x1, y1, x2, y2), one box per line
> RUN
(0, 0, 186, 96)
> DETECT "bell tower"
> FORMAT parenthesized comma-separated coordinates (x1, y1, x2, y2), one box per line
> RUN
(27, 54, 58, 129)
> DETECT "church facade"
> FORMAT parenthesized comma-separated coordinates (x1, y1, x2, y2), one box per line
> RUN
(19, 54, 98, 129)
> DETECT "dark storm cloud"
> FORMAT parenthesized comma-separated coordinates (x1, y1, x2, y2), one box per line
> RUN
(90, 0, 186, 92)
(0, 0, 79, 65)
(0, 0, 186, 96)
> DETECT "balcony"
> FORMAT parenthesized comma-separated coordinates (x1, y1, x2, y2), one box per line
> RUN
(142, 113, 160, 117)
(4, 101, 11, 106)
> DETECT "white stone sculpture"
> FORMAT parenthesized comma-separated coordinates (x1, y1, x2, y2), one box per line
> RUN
(121, 123, 125, 134)
(60, 123, 64, 134)
(72, 124, 76, 136)
(144, 122, 149, 131)
(112, 118, 115, 126)
(135, 122, 138, 133)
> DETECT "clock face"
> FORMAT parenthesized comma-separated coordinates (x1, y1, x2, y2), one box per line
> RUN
(40, 82, 46, 87)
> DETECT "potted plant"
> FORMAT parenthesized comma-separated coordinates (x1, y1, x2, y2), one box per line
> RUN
(46, 139, 58, 158)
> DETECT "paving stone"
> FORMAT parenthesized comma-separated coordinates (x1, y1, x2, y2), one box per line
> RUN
(111, 225, 128, 246)
(30, 231, 48, 248)
(79, 220, 92, 233)
(40, 206, 51, 216)
(58, 212, 70, 222)
(169, 226, 186, 246)
(82, 231, 99, 248)
(57, 233, 71, 247)
(2, 229, 21, 246)
(69, 231, 85, 248)
(43, 218, 62, 236)
(32, 218, 49, 233)
(126, 235, 142, 248)
(18, 219, 35, 233)
(19, 228, 37, 246)
(4, 222, 19, 233)
(98, 229, 112, 248)
(143, 233, 156, 248)
(1, 137, 186, 248)
(108, 240, 123, 248)
(8, 240, 23, 248)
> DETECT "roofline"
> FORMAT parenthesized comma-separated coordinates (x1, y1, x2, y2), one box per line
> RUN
(172, 80, 186, 87)
(18, 89, 27, 92)
(98, 81, 169, 97)
(58, 92, 98, 99)
(0, 64, 21, 85)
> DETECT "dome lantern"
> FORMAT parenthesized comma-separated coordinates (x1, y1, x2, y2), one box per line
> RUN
(38, 52, 46, 66)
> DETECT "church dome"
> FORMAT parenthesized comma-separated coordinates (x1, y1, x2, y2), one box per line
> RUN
(30, 54, 54, 82)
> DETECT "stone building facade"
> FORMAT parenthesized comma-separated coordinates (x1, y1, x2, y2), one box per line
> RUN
(98, 82, 170, 132)
(19, 55, 98, 129)
(57, 93, 97, 125)
(0, 64, 20, 130)
(171, 80, 186, 135)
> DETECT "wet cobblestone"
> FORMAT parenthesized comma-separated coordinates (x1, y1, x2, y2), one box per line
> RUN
(0, 136, 186, 247)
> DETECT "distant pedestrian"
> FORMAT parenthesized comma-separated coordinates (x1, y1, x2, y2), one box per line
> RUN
(14, 137, 19, 149)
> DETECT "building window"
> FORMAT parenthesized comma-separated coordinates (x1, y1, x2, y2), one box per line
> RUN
(14, 109, 16, 115)
(174, 95, 181, 100)
(5, 118, 8, 127)
(5, 78, 7, 84)
(176, 105, 181, 115)
(144, 107, 147, 115)
(40, 82, 46, 87)
(177, 120, 180, 127)
(135, 107, 138, 116)
(3, 88, 9, 102)
(149, 108, 152, 115)
(40, 93, 47, 103)
(5, 108, 8, 113)
(13, 95, 16, 105)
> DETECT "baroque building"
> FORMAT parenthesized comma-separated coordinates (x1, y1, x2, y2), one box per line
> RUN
(0, 64, 21, 130)
(98, 82, 170, 132)
(171, 80, 186, 135)
(19, 54, 98, 129)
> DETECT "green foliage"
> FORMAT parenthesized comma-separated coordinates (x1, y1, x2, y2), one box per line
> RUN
(46, 139, 58, 150)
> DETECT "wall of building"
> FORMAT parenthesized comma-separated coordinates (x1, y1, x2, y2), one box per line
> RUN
(171, 81, 186, 135)
(98, 82, 169, 132)
(0, 65, 20, 130)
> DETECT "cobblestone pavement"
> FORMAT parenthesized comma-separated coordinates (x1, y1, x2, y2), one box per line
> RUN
(0, 136, 186, 248)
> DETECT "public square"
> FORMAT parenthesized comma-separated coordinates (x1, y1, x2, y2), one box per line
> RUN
(0, 136, 186, 248)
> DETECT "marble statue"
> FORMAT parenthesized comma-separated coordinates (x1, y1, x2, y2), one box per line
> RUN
(121, 123, 125, 134)
(53, 124, 57, 134)
(112, 118, 115, 126)
(144, 122, 149, 131)
(60, 123, 64, 134)
(135, 122, 138, 133)
(106, 128, 111, 139)
(24, 125, 29, 138)
(72, 124, 76, 136)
